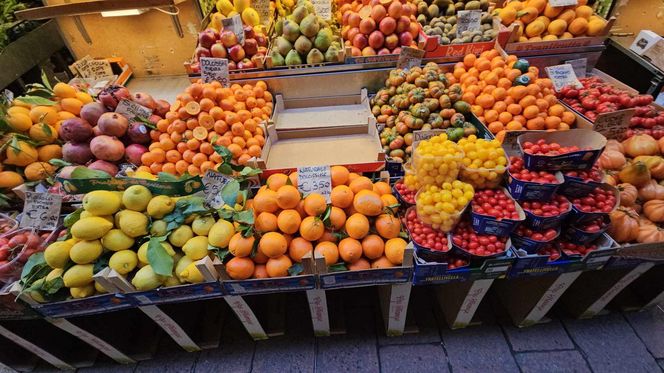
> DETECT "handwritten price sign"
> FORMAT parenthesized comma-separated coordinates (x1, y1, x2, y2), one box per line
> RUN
(202, 170, 232, 209)
(297, 165, 332, 202)
(20, 192, 62, 230)
(115, 99, 153, 120)
(396, 47, 425, 70)
(545, 64, 583, 92)
(200, 57, 230, 86)
(456, 10, 482, 38)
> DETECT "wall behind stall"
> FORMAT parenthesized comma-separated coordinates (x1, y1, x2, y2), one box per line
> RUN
(47, 0, 201, 77)
(610, 0, 664, 48)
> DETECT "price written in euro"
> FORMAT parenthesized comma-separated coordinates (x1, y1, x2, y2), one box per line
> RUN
(297, 165, 332, 202)
(20, 192, 62, 230)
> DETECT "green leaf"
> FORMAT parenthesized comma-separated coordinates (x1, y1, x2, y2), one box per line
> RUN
(157, 172, 179, 182)
(216, 248, 231, 263)
(217, 163, 233, 175)
(328, 263, 348, 272)
(15, 96, 56, 106)
(322, 206, 332, 227)
(213, 145, 233, 162)
(41, 70, 53, 91)
(49, 159, 71, 168)
(239, 166, 262, 177)
(285, 175, 293, 186)
(288, 263, 304, 276)
(93, 252, 112, 274)
(238, 224, 254, 238)
(20, 253, 51, 288)
(70, 167, 111, 179)
(218, 208, 234, 220)
(41, 123, 53, 137)
(220, 180, 240, 207)
(42, 277, 64, 295)
(64, 208, 83, 228)
(234, 209, 254, 225)
(147, 237, 174, 276)
(21, 252, 47, 280)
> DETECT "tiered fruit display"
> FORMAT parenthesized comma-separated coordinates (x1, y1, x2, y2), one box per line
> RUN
(415, 0, 496, 45)
(270, 0, 343, 66)
(495, 0, 607, 41)
(338, 0, 421, 57)
(371, 62, 476, 162)
(448, 49, 576, 138)
(140, 80, 272, 175)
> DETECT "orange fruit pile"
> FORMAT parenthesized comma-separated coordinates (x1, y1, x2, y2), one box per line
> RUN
(223, 166, 408, 280)
(447, 49, 576, 141)
(138, 80, 273, 176)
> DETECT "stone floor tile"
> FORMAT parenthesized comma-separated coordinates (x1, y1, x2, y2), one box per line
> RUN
(502, 319, 575, 352)
(195, 317, 255, 373)
(135, 338, 199, 373)
(515, 351, 590, 373)
(379, 344, 449, 373)
(564, 313, 661, 372)
(625, 307, 664, 358)
(441, 325, 519, 373)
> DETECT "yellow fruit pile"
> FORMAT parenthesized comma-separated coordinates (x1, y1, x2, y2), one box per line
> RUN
(416, 181, 475, 232)
(458, 135, 508, 188)
(410, 133, 464, 190)
(210, 0, 266, 30)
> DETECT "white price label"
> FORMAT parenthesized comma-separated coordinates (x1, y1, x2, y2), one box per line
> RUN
(222, 15, 245, 45)
(592, 109, 635, 141)
(644, 39, 664, 71)
(312, 0, 332, 20)
(202, 170, 232, 209)
(565, 58, 588, 78)
(456, 10, 482, 38)
(73, 55, 113, 79)
(115, 99, 153, 120)
(20, 192, 62, 230)
(549, 0, 578, 7)
(545, 64, 583, 92)
(253, 0, 272, 25)
(397, 47, 425, 70)
(200, 57, 230, 86)
(297, 165, 332, 202)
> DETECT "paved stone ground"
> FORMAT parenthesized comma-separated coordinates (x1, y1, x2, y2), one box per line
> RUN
(3, 286, 664, 373)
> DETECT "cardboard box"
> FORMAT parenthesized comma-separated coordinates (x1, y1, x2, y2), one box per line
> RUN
(412, 248, 513, 285)
(503, 17, 615, 53)
(629, 30, 662, 55)
(517, 129, 606, 171)
(418, 19, 514, 59)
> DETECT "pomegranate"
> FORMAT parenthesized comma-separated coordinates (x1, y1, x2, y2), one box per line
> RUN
(62, 142, 94, 164)
(59, 118, 93, 142)
(125, 144, 148, 165)
(79, 102, 107, 126)
(132, 92, 156, 110)
(98, 85, 131, 110)
(97, 112, 129, 137)
(90, 135, 125, 162)
(88, 160, 119, 177)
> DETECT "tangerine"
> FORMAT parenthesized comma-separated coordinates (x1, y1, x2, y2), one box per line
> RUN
(258, 232, 288, 258)
(226, 257, 255, 280)
(338, 237, 362, 264)
(314, 241, 339, 265)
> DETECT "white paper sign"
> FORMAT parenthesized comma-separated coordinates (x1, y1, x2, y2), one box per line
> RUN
(545, 64, 583, 92)
(397, 47, 425, 70)
(549, 0, 578, 7)
(456, 10, 482, 38)
(222, 15, 245, 45)
(115, 99, 153, 120)
(73, 55, 113, 79)
(202, 170, 232, 209)
(565, 58, 588, 78)
(412, 129, 445, 150)
(297, 165, 332, 202)
(20, 192, 62, 230)
(644, 39, 664, 71)
(200, 57, 230, 86)
(253, 0, 272, 25)
(312, 0, 332, 20)
(592, 109, 635, 141)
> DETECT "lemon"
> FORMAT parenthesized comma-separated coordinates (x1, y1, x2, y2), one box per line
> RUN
(169, 225, 194, 247)
(63, 264, 94, 287)
(147, 195, 175, 219)
(192, 216, 215, 235)
(208, 219, 234, 248)
(137, 241, 175, 264)
(150, 220, 168, 236)
(179, 262, 204, 283)
(182, 236, 209, 260)
(101, 229, 135, 251)
(95, 282, 108, 293)
(117, 210, 149, 238)
(163, 276, 181, 287)
(45, 268, 64, 282)
(44, 241, 74, 268)
(216, 0, 234, 14)
(70, 240, 103, 264)
(122, 185, 153, 212)
(175, 256, 194, 281)
(80, 210, 114, 224)
(70, 284, 95, 299)
(83, 190, 122, 215)
(109, 250, 138, 275)
(131, 265, 164, 291)
(71, 217, 113, 240)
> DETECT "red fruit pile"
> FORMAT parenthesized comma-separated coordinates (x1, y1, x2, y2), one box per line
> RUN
(560, 241, 598, 256)
(404, 209, 448, 251)
(575, 217, 606, 232)
(537, 245, 561, 261)
(472, 189, 520, 220)
(564, 166, 602, 182)
(558, 76, 656, 123)
(522, 139, 582, 156)
(0, 231, 49, 271)
(192, 27, 268, 71)
(514, 226, 558, 242)
(570, 187, 616, 213)
(521, 195, 570, 217)
(395, 180, 416, 204)
(447, 254, 469, 269)
(0, 218, 16, 235)
(451, 221, 507, 256)
(509, 156, 559, 184)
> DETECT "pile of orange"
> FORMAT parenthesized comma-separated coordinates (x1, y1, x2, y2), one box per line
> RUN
(447, 49, 576, 141)
(223, 165, 408, 279)
(137, 80, 273, 176)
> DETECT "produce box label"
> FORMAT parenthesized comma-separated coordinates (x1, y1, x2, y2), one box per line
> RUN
(223, 275, 316, 295)
(202, 170, 232, 208)
(34, 294, 134, 318)
(20, 192, 61, 231)
(517, 129, 606, 171)
(481, 258, 513, 277)
(319, 267, 412, 289)
(583, 248, 616, 270)
(115, 99, 152, 120)
(549, 0, 578, 7)
(312, 0, 332, 20)
(58, 176, 204, 196)
(297, 165, 332, 202)
(592, 109, 634, 141)
(412, 261, 474, 285)
(129, 282, 224, 305)
(565, 58, 588, 78)
(200, 57, 230, 86)
(456, 10, 482, 38)
(222, 15, 245, 45)
(397, 47, 425, 70)
(253, 0, 271, 25)
(507, 249, 571, 278)
(545, 64, 583, 92)
(412, 129, 446, 149)
(643, 38, 664, 71)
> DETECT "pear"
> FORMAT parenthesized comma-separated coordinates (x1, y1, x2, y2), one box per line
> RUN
(314, 28, 333, 51)
(270, 50, 285, 66)
(285, 49, 303, 65)
(282, 19, 301, 43)
(324, 44, 340, 62)
(294, 35, 313, 55)
(306, 48, 325, 64)
(275, 18, 284, 36)
(275, 36, 293, 57)
(299, 14, 320, 38)
(291, 5, 308, 23)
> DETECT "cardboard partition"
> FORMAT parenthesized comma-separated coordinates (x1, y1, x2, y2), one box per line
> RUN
(608, 264, 664, 311)
(503, 17, 615, 53)
(411, 248, 513, 286)
(0, 284, 39, 321)
(435, 278, 496, 329)
(378, 282, 412, 336)
(0, 334, 40, 372)
(223, 295, 268, 340)
(306, 289, 330, 336)
(418, 20, 515, 59)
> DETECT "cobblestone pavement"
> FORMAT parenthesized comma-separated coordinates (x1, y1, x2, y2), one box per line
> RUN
(3, 286, 663, 373)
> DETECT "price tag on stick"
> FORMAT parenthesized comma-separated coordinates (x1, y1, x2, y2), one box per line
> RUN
(200, 57, 230, 86)
(20, 192, 62, 230)
(397, 47, 425, 70)
(545, 64, 583, 92)
(456, 10, 482, 38)
(297, 165, 332, 202)
(202, 170, 232, 209)
(312, 0, 332, 20)
(115, 99, 153, 120)
(222, 15, 245, 45)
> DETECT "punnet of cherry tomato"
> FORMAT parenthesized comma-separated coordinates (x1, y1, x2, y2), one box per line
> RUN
(521, 194, 572, 231)
(510, 225, 560, 253)
(507, 155, 563, 201)
(470, 189, 524, 237)
(563, 215, 610, 244)
(558, 165, 605, 197)
(517, 131, 606, 172)
(450, 220, 509, 258)
(567, 185, 619, 224)
(394, 179, 416, 206)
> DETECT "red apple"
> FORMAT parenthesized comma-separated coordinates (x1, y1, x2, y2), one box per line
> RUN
(244, 38, 258, 55)
(348, 12, 361, 27)
(388, 1, 402, 18)
(228, 44, 246, 62)
(353, 33, 368, 49)
(198, 29, 217, 48)
(409, 22, 420, 38)
(396, 16, 410, 33)
(228, 61, 237, 70)
(195, 46, 212, 59)
(256, 34, 267, 47)
(377, 48, 391, 55)
(210, 43, 227, 58)
(392, 47, 402, 54)
(371, 5, 386, 23)
(362, 46, 377, 56)
(399, 31, 413, 46)
(238, 58, 255, 69)
(379, 17, 397, 35)
(220, 30, 238, 48)
(244, 25, 255, 39)
(359, 17, 376, 34)
(351, 46, 362, 56)
(368, 30, 385, 49)
(347, 27, 361, 43)
(384, 33, 399, 49)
